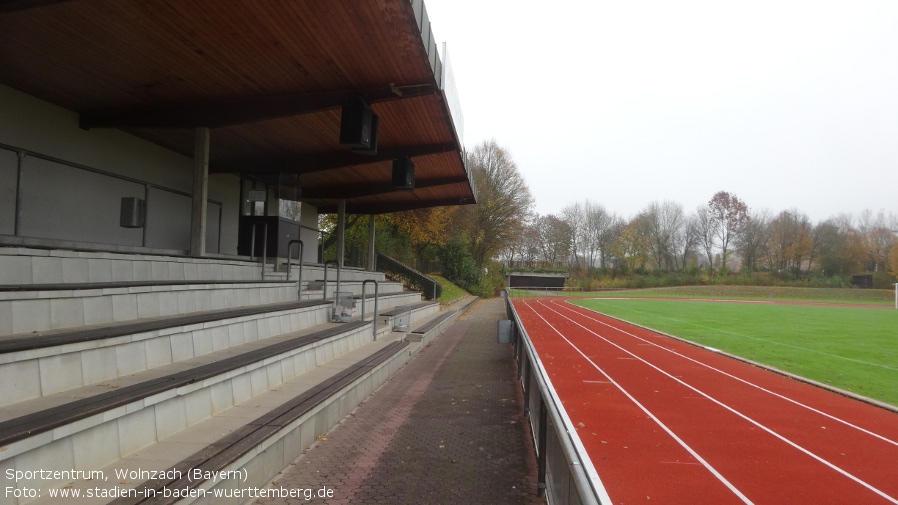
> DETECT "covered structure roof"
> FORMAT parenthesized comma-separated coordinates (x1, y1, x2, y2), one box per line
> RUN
(0, 0, 475, 214)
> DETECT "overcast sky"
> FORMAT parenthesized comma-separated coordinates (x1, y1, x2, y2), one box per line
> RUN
(424, 0, 898, 223)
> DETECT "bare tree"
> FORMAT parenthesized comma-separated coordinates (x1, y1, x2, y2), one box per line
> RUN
(597, 214, 624, 270)
(736, 209, 771, 273)
(708, 191, 749, 271)
(535, 214, 572, 267)
(677, 212, 702, 271)
(769, 209, 812, 272)
(695, 206, 717, 272)
(643, 201, 685, 271)
(561, 202, 586, 271)
(460, 140, 534, 268)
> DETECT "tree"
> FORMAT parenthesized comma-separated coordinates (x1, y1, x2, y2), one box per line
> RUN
(768, 209, 812, 273)
(889, 243, 898, 275)
(611, 214, 652, 272)
(677, 212, 702, 271)
(386, 207, 458, 268)
(708, 191, 749, 271)
(535, 214, 571, 267)
(561, 202, 586, 271)
(459, 139, 534, 269)
(736, 210, 770, 273)
(695, 206, 717, 272)
(643, 201, 685, 271)
(582, 201, 614, 269)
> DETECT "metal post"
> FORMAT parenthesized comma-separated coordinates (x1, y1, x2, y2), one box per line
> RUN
(14, 151, 24, 236)
(361, 279, 379, 341)
(523, 359, 531, 414)
(336, 199, 346, 269)
(537, 398, 548, 497)
(261, 224, 268, 281)
(287, 240, 304, 300)
(323, 259, 339, 300)
(367, 214, 376, 272)
(250, 222, 268, 281)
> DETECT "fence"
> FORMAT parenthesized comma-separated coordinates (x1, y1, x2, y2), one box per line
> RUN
(504, 292, 610, 505)
(377, 253, 441, 300)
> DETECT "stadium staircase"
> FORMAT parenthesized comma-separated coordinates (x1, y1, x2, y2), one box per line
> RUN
(0, 246, 470, 504)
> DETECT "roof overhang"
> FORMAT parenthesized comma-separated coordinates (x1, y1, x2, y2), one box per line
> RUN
(0, 0, 475, 214)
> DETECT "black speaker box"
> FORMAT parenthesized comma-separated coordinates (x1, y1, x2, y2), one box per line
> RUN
(351, 114, 378, 155)
(392, 156, 415, 191)
(340, 98, 373, 149)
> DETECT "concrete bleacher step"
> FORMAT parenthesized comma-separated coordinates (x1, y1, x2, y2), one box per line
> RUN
(0, 299, 335, 407)
(304, 279, 405, 298)
(403, 296, 478, 345)
(0, 247, 267, 285)
(8, 337, 413, 505)
(0, 246, 453, 505)
(377, 301, 440, 330)
(0, 322, 414, 502)
(0, 280, 300, 335)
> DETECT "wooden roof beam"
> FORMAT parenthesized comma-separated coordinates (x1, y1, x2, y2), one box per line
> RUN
(79, 83, 437, 129)
(209, 143, 457, 175)
(318, 197, 477, 215)
(301, 176, 470, 200)
(0, 0, 72, 13)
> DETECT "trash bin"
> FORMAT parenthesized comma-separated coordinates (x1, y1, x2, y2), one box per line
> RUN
(393, 310, 411, 332)
(497, 319, 513, 343)
(332, 292, 355, 322)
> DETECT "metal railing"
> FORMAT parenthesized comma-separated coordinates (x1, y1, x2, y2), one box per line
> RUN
(376, 253, 440, 300)
(322, 259, 341, 300)
(361, 279, 379, 341)
(287, 239, 304, 300)
(504, 291, 611, 505)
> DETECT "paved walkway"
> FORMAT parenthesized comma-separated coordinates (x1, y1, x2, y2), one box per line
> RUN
(258, 298, 544, 505)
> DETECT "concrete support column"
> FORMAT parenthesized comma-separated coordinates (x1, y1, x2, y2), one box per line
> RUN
(336, 199, 346, 268)
(367, 214, 376, 271)
(190, 127, 210, 257)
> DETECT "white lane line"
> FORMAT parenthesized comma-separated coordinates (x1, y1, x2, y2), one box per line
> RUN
(552, 300, 898, 449)
(537, 300, 898, 505)
(522, 300, 755, 505)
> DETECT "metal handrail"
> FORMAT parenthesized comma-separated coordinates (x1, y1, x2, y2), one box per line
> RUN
(361, 279, 379, 341)
(249, 222, 268, 281)
(287, 239, 304, 300)
(322, 260, 341, 300)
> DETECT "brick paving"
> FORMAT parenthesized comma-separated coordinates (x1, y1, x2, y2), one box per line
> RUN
(255, 298, 544, 505)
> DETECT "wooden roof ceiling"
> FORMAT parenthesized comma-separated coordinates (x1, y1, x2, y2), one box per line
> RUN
(0, 0, 475, 214)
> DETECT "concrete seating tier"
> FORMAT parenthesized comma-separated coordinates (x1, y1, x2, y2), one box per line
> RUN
(0, 247, 269, 285)
(0, 246, 454, 505)
(0, 280, 300, 335)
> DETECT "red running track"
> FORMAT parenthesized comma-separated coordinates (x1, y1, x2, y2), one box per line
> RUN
(514, 298, 898, 505)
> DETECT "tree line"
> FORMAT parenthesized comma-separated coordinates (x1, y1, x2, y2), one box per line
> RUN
(502, 193, 898, 289)
(325, 139, 898, 292)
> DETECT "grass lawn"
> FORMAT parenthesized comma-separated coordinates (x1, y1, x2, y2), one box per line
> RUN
(431, 274, 468, 304)
(514, 285, 895, 306)
(570, 298, 898, 407)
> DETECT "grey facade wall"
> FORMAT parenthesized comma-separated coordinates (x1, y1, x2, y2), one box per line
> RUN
(0, 85, 241, 254)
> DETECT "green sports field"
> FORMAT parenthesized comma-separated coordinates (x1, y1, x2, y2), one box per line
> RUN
(569, 298, 898, 407)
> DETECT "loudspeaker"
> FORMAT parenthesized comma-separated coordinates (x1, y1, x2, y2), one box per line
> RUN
(351, 114, 378, 155)
(120, 197, 145, 228)
(392, 156, 415, 191)
(339, 98, 373, 149)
